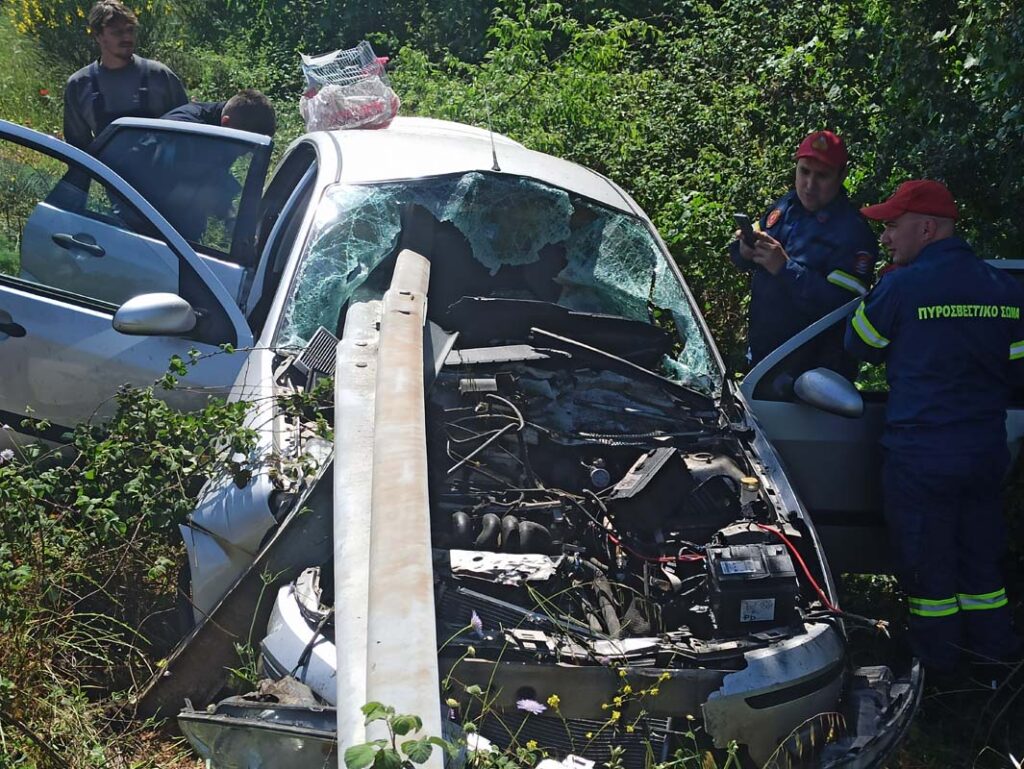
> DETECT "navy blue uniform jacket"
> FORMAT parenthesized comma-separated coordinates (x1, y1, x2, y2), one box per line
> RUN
(845, 237, 1024, 452)
(731, 190, 878, 364)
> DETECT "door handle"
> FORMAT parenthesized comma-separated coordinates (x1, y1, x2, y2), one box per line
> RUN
(0, 310, 26, 338)
(52, 232, 105, 257)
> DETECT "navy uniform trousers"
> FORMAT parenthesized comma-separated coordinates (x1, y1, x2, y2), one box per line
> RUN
(883, 444, 1017, 670)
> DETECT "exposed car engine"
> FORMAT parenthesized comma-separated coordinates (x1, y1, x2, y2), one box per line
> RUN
(423, 311, 839, 764)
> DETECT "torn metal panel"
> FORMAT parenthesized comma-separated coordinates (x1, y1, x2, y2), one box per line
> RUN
(702, 623, 846, 766)
(332, 297, 382, 747)
(363, 249, 442, 762)
(448, 550, 562, 585)
(134, 461, 333, 719)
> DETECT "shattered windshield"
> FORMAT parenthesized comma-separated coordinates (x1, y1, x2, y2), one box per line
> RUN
(276, 172, 720, 393)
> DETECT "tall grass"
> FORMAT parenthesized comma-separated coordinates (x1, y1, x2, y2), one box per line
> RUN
(0, 15, 63, 134)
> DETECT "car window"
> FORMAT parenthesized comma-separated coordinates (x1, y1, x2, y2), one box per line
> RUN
(95, 127, 258, 261)
(0, 135, 182, 306)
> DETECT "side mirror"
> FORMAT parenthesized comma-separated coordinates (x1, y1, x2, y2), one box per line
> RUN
(113, 293, 197, 336)
(794, 367, 864, 418)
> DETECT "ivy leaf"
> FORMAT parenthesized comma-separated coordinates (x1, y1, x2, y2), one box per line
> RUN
(401, 738, 434, 764)
(391, 714, 422, 736)
(428, 736, 461, 758)
(372, 748, 404, 769)
(361, 702, 394, 724)
(344, 744, 378, 769)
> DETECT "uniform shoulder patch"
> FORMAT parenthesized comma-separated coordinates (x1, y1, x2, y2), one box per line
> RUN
(854, 251, 874, 275)
(766, 208, 782, 228)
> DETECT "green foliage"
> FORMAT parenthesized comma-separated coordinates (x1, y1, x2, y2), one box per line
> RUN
(0, 366, 257, 765)
(5, 0, 178, 71)
(344, 702, 458, 769)
(389, 0, 1024, 363)
(0, 14, 64, 134)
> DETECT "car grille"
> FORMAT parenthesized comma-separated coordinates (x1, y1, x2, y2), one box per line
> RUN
(479, 711, 672, 769)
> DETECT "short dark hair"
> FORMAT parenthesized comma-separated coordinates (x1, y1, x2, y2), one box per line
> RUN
(223, 89, 276, 137)
(88, 0, 138, 36)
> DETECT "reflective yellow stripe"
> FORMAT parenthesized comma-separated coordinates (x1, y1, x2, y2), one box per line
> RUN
(852, 302, 889, 349)
(1010, 340, 1024, 360)
(908, 596, 959, 618)
(827, 269, 868, 296)
(957, 588, 1009, 611)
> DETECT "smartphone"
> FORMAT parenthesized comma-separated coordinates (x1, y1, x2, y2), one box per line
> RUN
(733, 213, 757, 247)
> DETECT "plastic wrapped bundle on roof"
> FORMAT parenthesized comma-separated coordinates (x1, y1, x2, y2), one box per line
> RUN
(299, 41, 400, 131)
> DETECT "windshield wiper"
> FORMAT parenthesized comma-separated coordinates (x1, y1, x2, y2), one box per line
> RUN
(445, 297, 672, 369)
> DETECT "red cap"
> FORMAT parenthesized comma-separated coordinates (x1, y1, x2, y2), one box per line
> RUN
(794, 131, 848, 169)
(860, 180, 959, 221)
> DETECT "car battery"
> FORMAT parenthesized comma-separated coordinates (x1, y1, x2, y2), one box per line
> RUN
(705, 542, 799, 634)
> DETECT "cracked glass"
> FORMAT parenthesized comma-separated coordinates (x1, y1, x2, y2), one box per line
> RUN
(277, 172, 719, 393)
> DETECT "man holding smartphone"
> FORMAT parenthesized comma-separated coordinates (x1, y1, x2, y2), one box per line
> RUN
(729, 130, 878, 368)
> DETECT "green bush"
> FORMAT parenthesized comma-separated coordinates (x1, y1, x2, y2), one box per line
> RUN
(5, 0, 178, 71)
(0, 373, 256, 765)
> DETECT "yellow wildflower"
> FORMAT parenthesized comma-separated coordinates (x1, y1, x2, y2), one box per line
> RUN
(648, 688, 659, 696)
(622, 685, 632, 694)
(610, 710, 621, 722)
(625, 725, 635, 733)
(546, 694, 560, 709)
(526, 740, 538, 751)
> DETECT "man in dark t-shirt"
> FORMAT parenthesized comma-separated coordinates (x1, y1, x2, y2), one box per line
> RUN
(63, 1, 187, 150)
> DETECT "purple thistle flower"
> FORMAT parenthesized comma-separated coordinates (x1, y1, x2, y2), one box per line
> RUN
(516, 698, 547, 715)
(470, 610, 484, 637)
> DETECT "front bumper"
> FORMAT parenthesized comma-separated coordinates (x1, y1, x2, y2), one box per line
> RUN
(182, 582, 923, 769)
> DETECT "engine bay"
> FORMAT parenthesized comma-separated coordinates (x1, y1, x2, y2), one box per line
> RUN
(428, 312, 832, 673)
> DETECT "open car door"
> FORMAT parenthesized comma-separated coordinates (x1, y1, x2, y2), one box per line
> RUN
(740, 299, 889, 574)
(0, 120, 254, 440)
(742, 263, 1024, 575)
(87, 117, 273, 305)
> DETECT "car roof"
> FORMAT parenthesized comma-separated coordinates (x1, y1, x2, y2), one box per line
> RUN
(326, 117, 641, 215)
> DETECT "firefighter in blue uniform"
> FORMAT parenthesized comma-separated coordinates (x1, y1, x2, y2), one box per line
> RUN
(846, 180, 1022, 677)
(730, 131, 878, 368)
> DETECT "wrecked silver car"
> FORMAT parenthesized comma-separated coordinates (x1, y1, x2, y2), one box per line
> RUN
(161, 123, 929, 765)
(86, 119, 919, 767)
